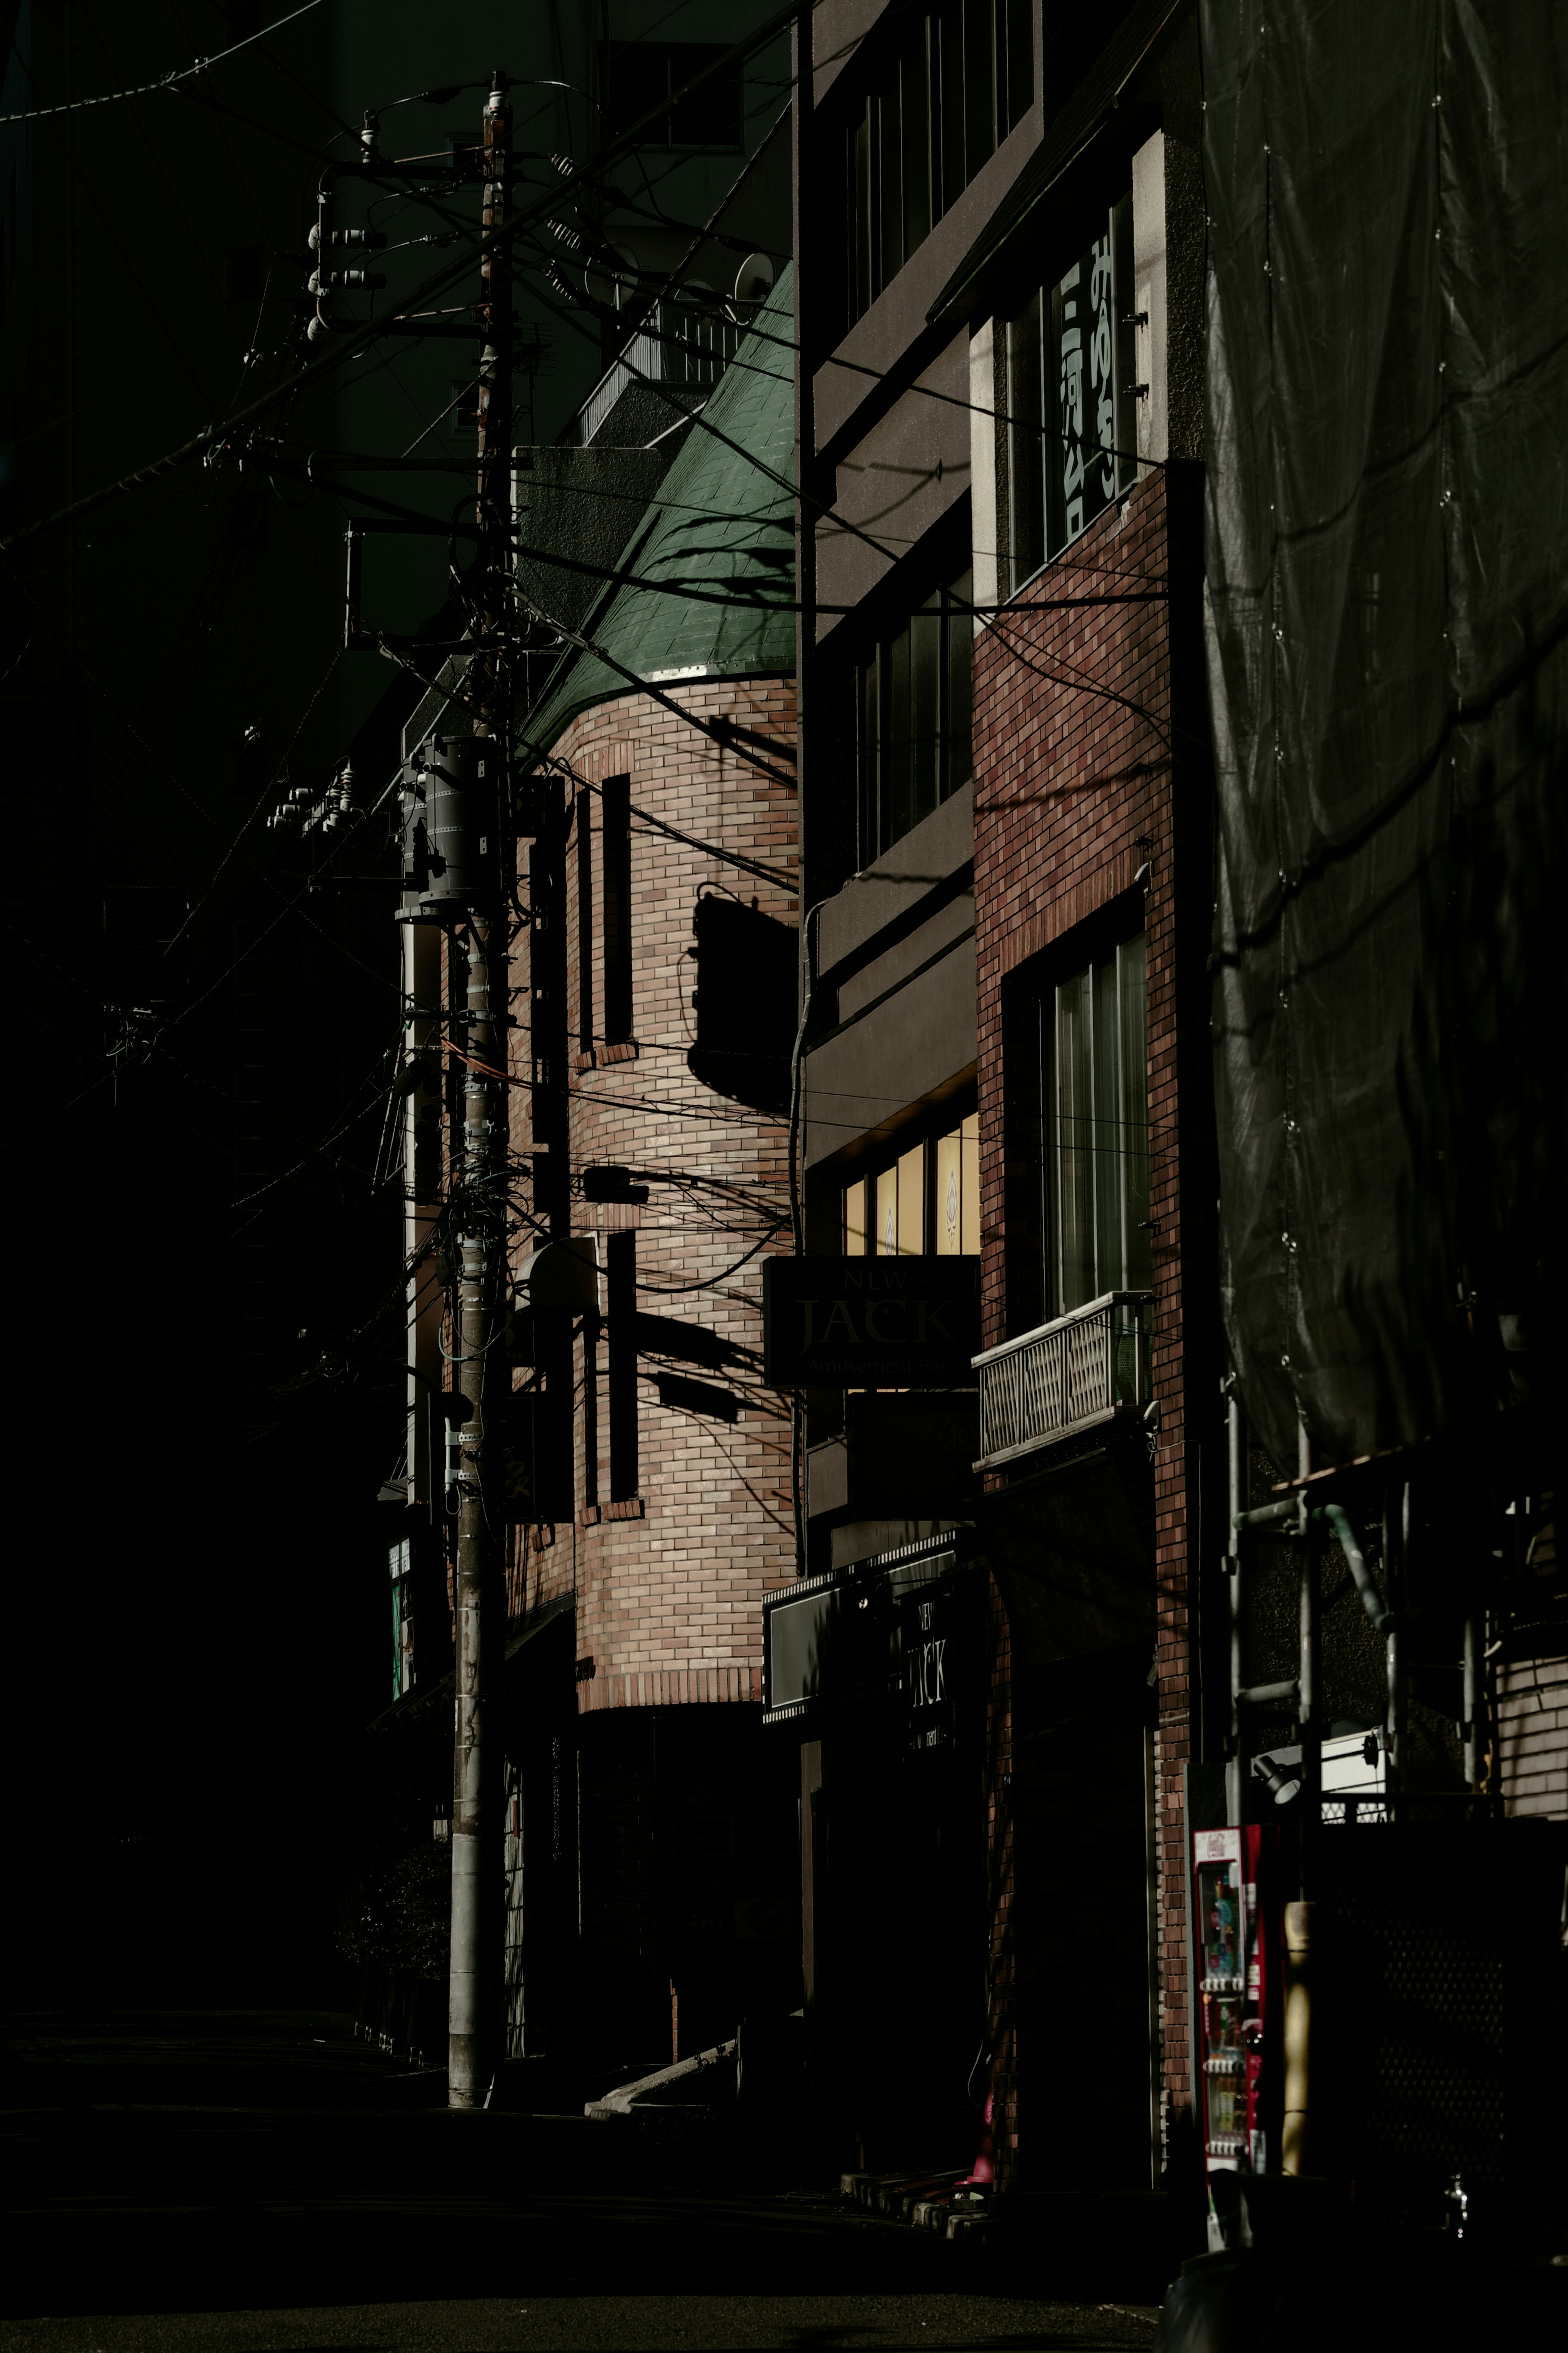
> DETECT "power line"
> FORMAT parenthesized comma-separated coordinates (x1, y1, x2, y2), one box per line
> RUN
(0, 3, 813, 552)
(0, 0, 326, 125)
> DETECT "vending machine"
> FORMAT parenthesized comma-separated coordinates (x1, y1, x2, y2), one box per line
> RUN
(1192, 1825, 1280, 2207)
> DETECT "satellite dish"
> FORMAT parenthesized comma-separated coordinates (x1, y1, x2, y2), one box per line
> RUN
(733, 251, 775, 308)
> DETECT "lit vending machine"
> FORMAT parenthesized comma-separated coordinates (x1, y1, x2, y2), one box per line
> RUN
(1193, 1826, 1278, 2198)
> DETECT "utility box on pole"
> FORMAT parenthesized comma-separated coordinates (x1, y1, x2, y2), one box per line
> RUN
(412, 733, 499, 913)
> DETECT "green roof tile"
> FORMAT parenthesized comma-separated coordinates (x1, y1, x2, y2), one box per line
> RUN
(520, 264, 796, 759)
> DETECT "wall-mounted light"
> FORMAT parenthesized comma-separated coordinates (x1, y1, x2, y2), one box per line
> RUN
(1252, 1752, 1302, 1808)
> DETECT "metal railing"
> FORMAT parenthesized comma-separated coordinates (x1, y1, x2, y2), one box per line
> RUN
(972, 1291, 1154, 1469)
(573, 301, 742, 445)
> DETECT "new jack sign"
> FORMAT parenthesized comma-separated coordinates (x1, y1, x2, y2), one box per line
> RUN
(762, 1256, 981, 1388)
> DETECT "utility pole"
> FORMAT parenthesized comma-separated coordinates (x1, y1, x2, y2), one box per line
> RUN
(449, 66, 514, 2114)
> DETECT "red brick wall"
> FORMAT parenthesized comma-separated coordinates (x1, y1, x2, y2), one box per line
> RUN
(970, 473, 1196, 2182)
(509, 676, 800, 1706)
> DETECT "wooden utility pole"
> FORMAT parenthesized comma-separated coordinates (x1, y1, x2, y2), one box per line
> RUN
(448, 66, 513, 2113)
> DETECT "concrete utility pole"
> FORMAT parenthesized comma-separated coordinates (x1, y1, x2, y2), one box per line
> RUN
(449, 66, 514, 2113)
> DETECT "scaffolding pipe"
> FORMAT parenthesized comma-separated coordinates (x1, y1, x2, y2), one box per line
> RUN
(1233, 1497, 1302, 1530)
(1237, 1679, 1301, 1708)
(1462, 1614, 1481, 1788)
(1297, 1421, 1320, 1892)
(1316, 1501, 1391, 1630)
(1227, 1391, 1243, 1825)
(1386, 1484, 1410, 1791)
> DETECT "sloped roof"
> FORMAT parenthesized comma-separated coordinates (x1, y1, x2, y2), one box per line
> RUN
(520, 264, 796, 758)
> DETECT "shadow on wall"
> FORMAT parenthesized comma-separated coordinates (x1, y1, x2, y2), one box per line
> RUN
(687, 891, 798, 1115)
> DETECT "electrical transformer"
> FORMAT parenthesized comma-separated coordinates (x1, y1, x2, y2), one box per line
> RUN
(406, 732, 499, 912)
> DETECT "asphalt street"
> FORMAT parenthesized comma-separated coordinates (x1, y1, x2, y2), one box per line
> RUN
(0, 2010, 1166, 2352)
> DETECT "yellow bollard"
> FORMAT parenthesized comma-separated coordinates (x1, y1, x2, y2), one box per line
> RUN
(1281, 1900, 1313, 2176)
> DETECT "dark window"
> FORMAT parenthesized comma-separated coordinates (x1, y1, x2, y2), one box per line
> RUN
(1041, 934, 1150, 1313)
(601, 774, 633, 1044)
(575, 787, 594, 1057)
(606, 1231, 639, 1501)
(1007, 195, 1136, 585)
(857, 568, 973, 861)
(846, 0, 1033, 326)
(602, 42, 743, 149)
(581, 1312, 599, 1515)
(1001, 0, 1034, 127)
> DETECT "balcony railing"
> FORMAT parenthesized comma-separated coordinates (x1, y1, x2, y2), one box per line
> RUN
(573, 301, 742, 446)
(972, 1292, 1154, 1470)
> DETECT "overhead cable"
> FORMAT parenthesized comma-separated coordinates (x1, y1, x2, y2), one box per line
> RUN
(0, 2, 808, 551)
(0, 0, 326, 124)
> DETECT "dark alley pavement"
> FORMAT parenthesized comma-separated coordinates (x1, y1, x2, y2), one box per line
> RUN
(0, 2010, 1165, 2352)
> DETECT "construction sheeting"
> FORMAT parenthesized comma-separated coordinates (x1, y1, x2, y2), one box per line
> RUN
(521, 266, 797, 757)
(1204, 1, 1568, 1472)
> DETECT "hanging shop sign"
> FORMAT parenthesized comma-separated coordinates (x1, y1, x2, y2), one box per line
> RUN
(762, 1537, 975, 1741)
(762, 1255, 981, 1388)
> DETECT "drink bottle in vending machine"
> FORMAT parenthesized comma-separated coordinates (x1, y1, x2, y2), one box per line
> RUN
(1193, 1825, 1279, 2199)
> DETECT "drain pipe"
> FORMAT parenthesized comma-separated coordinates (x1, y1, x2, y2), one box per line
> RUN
(786, 902, 827, 1582)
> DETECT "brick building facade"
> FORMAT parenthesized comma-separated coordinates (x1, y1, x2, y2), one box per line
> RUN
(789, 0, 1209, 2199)
(503, 675, 801, 2065)
(970, 458, 1211, 2191)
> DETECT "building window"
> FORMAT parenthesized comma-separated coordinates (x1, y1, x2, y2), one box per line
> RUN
(844, 1112, 979, 1256)
(600, 774, 633, 1044)
(576, 787, 594, 1057)
(602, 42, 744, 150)
(389, 1538, 414, 1703)
(606, 1231, 639, 1502)
(1043, 935, 1149, 1313)
(1008, 195, 1136, 584)
(847, 0, 1034, 325)
(857, 567, 973, 861)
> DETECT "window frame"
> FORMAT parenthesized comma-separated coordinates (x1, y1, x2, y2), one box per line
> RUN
(844, 0, 1035, 327)
(600, 773, 633, 1046)
(601, 40, 744, 152)
(1006, 193, 1138, 597)
(1038, 930, 1151, 1318)
(856, 566, 974, 865)
(841, 1105, 981, 1262)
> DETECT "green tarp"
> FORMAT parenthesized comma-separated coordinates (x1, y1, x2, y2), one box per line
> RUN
(520, 265, 796, 758)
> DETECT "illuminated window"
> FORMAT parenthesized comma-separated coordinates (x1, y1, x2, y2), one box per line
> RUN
(842, 1111, 979, 1256)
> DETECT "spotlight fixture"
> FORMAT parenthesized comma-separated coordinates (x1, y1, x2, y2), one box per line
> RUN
(1251, 1752, 1302, 1808)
